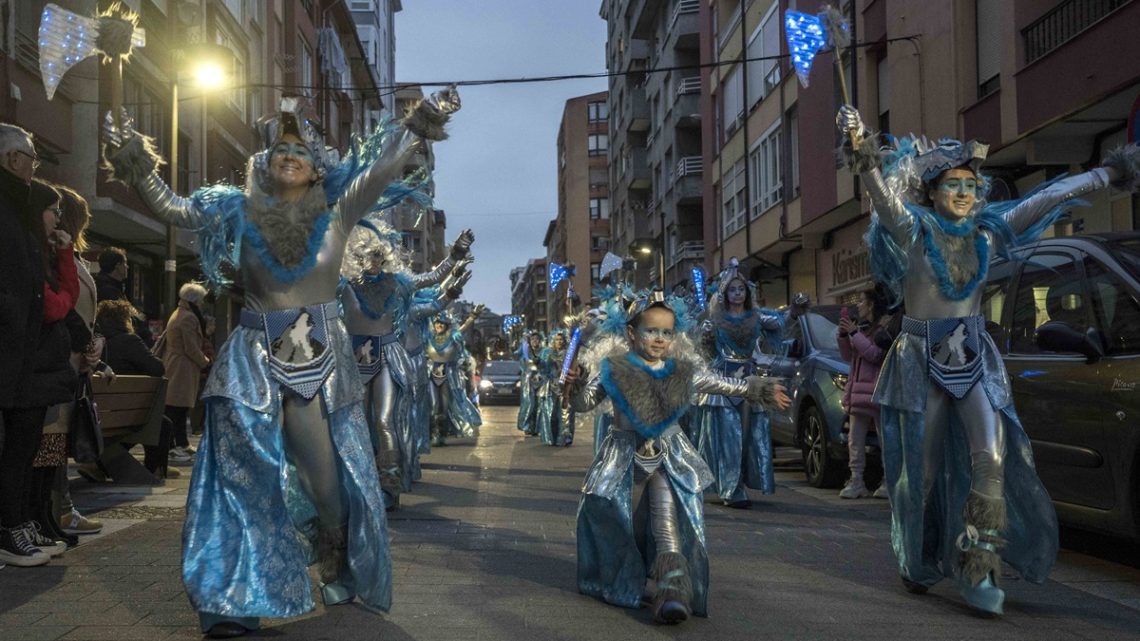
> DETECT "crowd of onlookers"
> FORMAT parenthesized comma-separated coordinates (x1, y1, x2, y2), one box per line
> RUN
(0, 123, 212, 569)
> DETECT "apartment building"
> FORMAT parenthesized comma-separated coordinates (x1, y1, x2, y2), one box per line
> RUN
(704, 0, 1139, 306)
(511, 258, 549, 334)
(546, 90, 611, 327)
(393, 85, 448, 273)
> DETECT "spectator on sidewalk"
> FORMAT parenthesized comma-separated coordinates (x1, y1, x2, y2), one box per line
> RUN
(94, 299, 177, 480)
(94, 246, 129, 303)
(52, 184, 104, 538)
(836, 283, 895, 500)
(160, 283, 210, 463)
(1, 180, 81, 566)
(0, 126, 55, 568)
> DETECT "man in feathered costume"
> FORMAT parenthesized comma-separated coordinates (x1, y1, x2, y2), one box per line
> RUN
(689, 259, 788, 508)
(339, 217, 473, 509)
(101, 88, 461, 637)
(837, 105, 1140, 614)
(565, 290, 790, 624)
(424, 308, 483, 446)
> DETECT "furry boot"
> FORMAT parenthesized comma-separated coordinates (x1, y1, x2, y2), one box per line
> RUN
(315, 525, 348, 585)
(375, 449, 402, 511)
(957, 490, 1007, 614)
(650, 551, 693, 624)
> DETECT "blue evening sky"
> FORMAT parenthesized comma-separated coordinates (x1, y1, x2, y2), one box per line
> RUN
(395, 1, 607, 314)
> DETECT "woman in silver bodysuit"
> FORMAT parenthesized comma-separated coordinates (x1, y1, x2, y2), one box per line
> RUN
(340, 218, 472, 510)
(425, 308, 482, 446)
(101, 89, 461, 637)
(837, 105, 1140, 615)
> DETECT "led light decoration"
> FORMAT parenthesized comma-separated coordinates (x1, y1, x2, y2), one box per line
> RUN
(38, 3, 145, 100)
(692, 266, 707, 311)
(558, 327, 582, 386)
(549, 262, 574, 291)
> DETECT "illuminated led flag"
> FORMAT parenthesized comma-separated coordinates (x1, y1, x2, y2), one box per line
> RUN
(692, 266, 707, 311)
(599, 252, 624, 280)
(38, 3, 146, 100)
(549, 262, 574, 291)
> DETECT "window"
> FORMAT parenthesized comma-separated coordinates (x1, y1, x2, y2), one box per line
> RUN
(981, 258, 1016, 351)
(721, 65, 743, 138)
(588, 134, 608, 156)
(591, 236, 610, 251)
(588, 101, 608, 123)
(1009, 252, 1084, 354)
(976, 0, 1001, 98)
(1084, 258, 1140, 355)
(589, 198, 610, 220)
(749, 121, 782, 218)
(721, 159, 747, 236)
(745, 4, 781, 107)
(298, 37, 314, 92)
(590, 263, 601, 282)
(786, 108, 800, 199)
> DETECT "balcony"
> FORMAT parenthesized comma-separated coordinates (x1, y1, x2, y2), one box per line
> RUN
(671, 156, 703, 204)
(670, 240, 705, 267)
(625, 147, 651, 189)
(1023, 0, 1129, 64)
(626, 86, 650, 132)
(670, 92, 700, 129)
(622, 39, 650, 72)
(668, 0, 700, 50)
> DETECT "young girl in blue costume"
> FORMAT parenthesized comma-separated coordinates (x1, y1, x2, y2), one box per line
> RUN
(516, 330, 545, 436)
(340, 217, 473, 509)
(689, 259, 788, 507)
(564, 291, 789, 624)
(101, 89, 461, 637)
(837, 105, 1140, 615)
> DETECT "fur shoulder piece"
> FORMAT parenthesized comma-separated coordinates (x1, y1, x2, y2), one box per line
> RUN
(599, 352, 694, 439)
(1103, 143, 1140, 193)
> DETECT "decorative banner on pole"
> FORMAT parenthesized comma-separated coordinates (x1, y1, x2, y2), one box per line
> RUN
(549, 262, 574, 291)
(38, 3, 146, 100)
(691, 266, 707, 311)
(501, 315, 523, 334)
(784, 10, 828, 89)
(599, 252, 624, 280)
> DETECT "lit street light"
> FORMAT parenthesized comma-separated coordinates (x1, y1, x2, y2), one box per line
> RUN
(630, 238, 664, 289)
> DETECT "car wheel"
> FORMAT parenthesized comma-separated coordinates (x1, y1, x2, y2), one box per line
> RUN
(801, 404, 846, 489)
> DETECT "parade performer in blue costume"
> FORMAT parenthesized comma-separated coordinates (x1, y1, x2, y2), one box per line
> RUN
(536, 329, 574, 446)
(516, 330, 545, 436)
(340, 218, 473, 509)
(565, 291, 789, 624)
(425, 308, 482, 446)
(837, 105, 1140, 614)
(689, 260, 789, 507)
(404, 285, 462, 457)
(101, 88, 461, 637)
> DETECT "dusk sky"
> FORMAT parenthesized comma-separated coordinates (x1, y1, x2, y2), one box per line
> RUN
(395, 1, 608, 315)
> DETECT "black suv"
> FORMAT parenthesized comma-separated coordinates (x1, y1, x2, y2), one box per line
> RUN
(478, 359, 522, 405)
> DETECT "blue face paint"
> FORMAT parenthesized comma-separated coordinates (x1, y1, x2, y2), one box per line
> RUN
(637, 327, 676, 340)
(938, 178, 978, 195)
(271, 142, 313, 159)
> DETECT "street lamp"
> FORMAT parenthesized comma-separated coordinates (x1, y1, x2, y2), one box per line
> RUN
(630, 239, 664, 289)
(164, 43, 232, 316)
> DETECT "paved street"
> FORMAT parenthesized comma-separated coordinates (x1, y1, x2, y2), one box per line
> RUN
(2, 405, 1140, 640)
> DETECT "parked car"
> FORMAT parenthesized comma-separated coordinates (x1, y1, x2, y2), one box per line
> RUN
(478, 359, 522, 404)
(980, 232, 1140, 540)
(754, 305, 879, 488)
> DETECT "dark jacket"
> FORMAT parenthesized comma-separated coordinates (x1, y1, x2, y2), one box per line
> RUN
(100, 323, 165, 377)
(14, 317, 79, 409)
(94, 271, 127, 303)
(0, 167, 45, 408)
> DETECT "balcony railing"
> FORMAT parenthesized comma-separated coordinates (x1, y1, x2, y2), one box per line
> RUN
(676, 76, 701, 96)
(671, 0, 700, 30)
(670, 240, 705, 267)
(1023, 0, 1129, 64)
(676, 156, 702, 178)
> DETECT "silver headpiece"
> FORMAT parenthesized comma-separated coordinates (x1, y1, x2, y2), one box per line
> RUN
(912, 138, 989, 184)
(252, 96, 336, 181)
(626, 289, 672, 321)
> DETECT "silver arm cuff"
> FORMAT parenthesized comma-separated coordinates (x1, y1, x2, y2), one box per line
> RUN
(1001, 168, 1109, 237)
(136, 173, 206, 228)
(336, 127, 423, 229)
(410, 256, 455, 288)
(861, 167, 916, 243)
(692, 366, 750, 397)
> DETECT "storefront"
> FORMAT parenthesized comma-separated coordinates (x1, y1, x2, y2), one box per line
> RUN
(816, 217, 873, 305)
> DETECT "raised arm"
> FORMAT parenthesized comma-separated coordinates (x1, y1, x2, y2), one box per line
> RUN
(337, 88, 461, 229)
(410, 232, 474, 288)
(458, 304, 484, 333)
(1001, 169, 1110, 238)
(836, 106, 916, 243)
(101, 111, 209, 229)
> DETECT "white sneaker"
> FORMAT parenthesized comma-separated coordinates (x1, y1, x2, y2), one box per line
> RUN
(169, 447, 192, 463)
(839, 480, 870, 499)
(22, 522, 66, 557)
(873, 485, 889, 499)
(0, 525, 50, 567)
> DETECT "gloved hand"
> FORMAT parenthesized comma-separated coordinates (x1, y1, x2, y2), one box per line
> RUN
(446, 270, 473, 300)
(406, 85, 461, 141)
(102, 108, 161, 185)
(835, 105, 865, 139)
(450, 228, 475, 259)
(102, 108, 140, 152)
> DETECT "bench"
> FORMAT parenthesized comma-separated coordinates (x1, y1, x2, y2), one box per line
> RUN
(91, 375, 169, 484)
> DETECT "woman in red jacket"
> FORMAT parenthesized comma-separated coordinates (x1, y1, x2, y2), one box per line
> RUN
(836, 283, 894, 499)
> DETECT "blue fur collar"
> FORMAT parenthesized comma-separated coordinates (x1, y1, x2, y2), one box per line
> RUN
(599, 355, 690, 439)
(242, 209, 333, 284)
(919, 214, 990, 301)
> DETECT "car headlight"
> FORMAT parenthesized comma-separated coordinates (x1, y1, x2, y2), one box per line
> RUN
(515, 381, 521, 388)
(831, 372, 848, 391)
(479, 379, 494, 390)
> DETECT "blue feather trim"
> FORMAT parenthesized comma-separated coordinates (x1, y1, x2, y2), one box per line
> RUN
(599, 356, 689, 439)
(623, 352, 675, 378)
